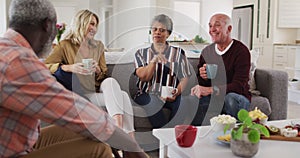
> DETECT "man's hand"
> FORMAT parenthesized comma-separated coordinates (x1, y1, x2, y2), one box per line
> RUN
(199, 64, 208, 80)
(190, 85, 213, 98)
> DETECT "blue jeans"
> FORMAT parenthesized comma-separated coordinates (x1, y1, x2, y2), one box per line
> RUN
(181, 95, 211, 126)
(193, 92, 250, 125)
(222, 92, 250, 118)
(134, 93, 182, 128)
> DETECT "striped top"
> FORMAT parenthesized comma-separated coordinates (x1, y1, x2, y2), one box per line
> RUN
(0, 29, 115, 157)
(134, 43, 191, 95)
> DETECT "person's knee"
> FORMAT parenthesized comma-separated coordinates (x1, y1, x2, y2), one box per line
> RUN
(121, 91, 130, 98)
(102, 77, 118, 85)
(91, 142, 113, 158)
(224, 93, 238, 108)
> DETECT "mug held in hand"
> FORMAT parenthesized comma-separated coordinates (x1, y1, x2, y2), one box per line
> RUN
(82, 58, 93, 69)
(161, 86, 177, 98)
(206, 64, 218, 79)
(82, 58, 93, 75)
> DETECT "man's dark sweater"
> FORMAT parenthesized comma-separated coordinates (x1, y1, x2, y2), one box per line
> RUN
(197, 39, 251, 101)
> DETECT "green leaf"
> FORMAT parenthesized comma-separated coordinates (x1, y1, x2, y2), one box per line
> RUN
(235, 126, 244, 140)
(237, 109, 249, 122)
(231, 129, 237, 140)
(251, 124, 270, 137)
(244, 117, 253, 127)
(248, 129, 260, 143)
(260, 126, 270, 137)
(250, 124, 262, 129)
(224, 124, 230, 134)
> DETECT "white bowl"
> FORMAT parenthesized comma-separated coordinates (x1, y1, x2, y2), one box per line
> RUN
(210, 115, 236, 132)
(210, 121, 236, 132)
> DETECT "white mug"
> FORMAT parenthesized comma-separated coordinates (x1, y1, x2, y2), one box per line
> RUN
(161, 86, 177, 98)
(82, 58, 93, 70)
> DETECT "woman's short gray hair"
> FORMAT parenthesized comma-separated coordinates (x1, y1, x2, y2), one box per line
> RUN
(151, 14, 173, 35)
(9, 0, 56, 28)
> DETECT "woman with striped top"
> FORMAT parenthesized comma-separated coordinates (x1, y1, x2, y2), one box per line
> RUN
(134, 14, 192, 128)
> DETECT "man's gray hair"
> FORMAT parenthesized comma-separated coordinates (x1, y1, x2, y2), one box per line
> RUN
(9, 0, 56, 28)
(151, 14, 173, 35)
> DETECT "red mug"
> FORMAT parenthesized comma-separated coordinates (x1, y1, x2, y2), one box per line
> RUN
(175, 125, 197, 147)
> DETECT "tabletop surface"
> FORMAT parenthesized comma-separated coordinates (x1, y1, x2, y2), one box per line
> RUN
(153, 119, 300, 158)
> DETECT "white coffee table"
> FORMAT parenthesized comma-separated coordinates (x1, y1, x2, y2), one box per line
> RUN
(153, 119, 300, 158)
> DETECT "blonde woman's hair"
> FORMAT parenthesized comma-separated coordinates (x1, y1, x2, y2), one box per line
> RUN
(64, 9, 99, 45)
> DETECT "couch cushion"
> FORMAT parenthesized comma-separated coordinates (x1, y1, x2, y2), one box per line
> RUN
(250, 95, 271, 116)
(249, 49, 260, 95)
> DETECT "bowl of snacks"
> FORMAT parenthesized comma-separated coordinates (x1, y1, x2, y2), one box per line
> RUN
(210, 114, 237, 132)
(249, 107, 268, 124)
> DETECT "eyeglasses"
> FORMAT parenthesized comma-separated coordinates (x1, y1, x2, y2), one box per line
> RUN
(151, 27, 167, 33)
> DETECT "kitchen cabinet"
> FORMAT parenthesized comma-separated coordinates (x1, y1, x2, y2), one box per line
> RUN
(273, 44, 300, 79)
(253, 0, 272, 45)
(253, 44, 273, 69)
(273, 45, 288, 70)
(235, 0, 274, 69)
(252, 0, 274, 69)
(273, 44, 300, 104)
(277, 0, 300, 28)
(234, 0, 297, 69)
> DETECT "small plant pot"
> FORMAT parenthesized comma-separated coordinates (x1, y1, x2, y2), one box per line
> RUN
(230, 133, 259, 157)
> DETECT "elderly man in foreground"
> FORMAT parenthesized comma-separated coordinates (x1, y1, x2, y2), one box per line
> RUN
(0, 0, 147, 157)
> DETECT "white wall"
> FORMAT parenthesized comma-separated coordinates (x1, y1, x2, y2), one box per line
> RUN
(0, 0, 11, 36)
(107, 0, 153, 51)
(200, 0, 233, 35)
(50, 0, 91, 26)
(233, 0, 254, 7)
(155, 0, 233, 43)
(108, 0, 233, 50)
(0, 0, 233, 49)
(297, 30, 300, 41)
(0, 0, 7, 36)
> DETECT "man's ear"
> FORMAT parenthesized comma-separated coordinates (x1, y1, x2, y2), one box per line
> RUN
(41, 18, 53, 33)
(227, 25, 232, 33)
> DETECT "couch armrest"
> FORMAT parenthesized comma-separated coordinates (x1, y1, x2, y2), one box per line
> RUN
(254, 68, 288, 120)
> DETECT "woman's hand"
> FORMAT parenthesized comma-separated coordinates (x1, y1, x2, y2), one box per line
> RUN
(61, 63, 94, 75)
(199, 64, 208, 80)
(162, 88, 179, 102)
(150, 54, 167, 64)
(92, 60, 101, 74)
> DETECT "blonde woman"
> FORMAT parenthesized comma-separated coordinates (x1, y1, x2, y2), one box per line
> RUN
(45, 9, 135, 139)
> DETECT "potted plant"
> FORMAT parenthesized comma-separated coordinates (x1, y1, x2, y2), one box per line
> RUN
(224, 109, 270, 157)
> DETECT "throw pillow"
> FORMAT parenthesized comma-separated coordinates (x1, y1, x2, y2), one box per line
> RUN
(249, 49, 261, 95)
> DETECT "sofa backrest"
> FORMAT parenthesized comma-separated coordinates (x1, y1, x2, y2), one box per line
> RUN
(107, 58, 199, 97)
